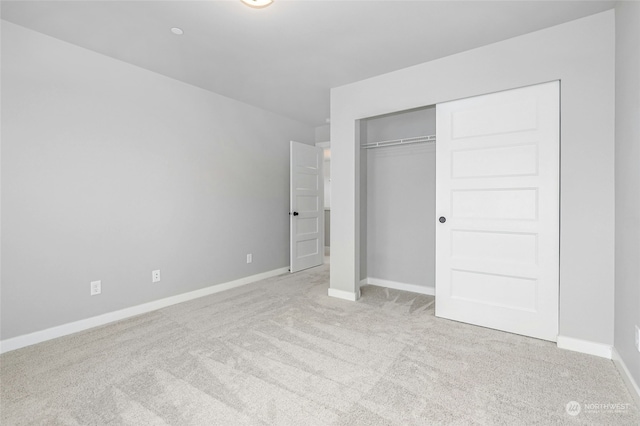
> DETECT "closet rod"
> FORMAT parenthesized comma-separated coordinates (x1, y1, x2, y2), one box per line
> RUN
(361, 134, 436, 149)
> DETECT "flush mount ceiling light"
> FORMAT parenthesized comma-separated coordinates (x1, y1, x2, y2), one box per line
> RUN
(170, 27, 184, 35)
(241, 0, 273, 9)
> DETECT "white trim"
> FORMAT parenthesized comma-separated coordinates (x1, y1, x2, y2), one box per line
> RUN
(362, 277, 435, 296)
(328, 288, 360, 301)
(612, 348, 640, 407)
(0, 267, 289, 354)
(557, 335, 612, 359)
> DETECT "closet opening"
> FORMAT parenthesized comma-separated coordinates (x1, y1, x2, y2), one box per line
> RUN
(354, 82, 559, 341)
(358, 105, 437, 297)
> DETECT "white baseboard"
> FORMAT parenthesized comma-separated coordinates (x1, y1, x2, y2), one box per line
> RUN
(362, 277, 435, 296)
(612, 348, 640, 407)
(557, 335, 613, 359)
(0, 267, 289, 354)
(328, 288, 360, 301)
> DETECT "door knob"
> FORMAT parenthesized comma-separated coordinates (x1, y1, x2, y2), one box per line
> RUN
(439, 216, 446, 223)
(293, 212, 299, 216)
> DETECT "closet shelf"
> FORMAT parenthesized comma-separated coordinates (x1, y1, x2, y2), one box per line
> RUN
(361, 134, 436, 149)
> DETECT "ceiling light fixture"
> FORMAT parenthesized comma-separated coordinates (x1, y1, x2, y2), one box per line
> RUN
(170, 27, 184, 35)
(241, 0, 273, 9)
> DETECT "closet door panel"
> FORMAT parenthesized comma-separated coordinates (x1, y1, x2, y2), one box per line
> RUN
(435, 81, 559, 342)
(450, 188, 538, 220)
(451, 143, 538, 178)
(450, 230, 538, 266)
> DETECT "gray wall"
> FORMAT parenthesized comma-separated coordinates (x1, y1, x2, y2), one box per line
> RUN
(315, 125, 330, 144)
(331, 11, 616, 346)
(363, 108, 436, 288)
(324, 210, 330, 247)
(614, 1, 640, 387)
(1, 22, 314, 340)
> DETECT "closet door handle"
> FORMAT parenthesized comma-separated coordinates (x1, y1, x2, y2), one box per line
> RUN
(439, 216, 446, 223)
(292, 212, 299, 216)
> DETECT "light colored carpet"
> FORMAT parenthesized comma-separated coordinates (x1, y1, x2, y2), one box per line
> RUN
(1, 263, 639, 425)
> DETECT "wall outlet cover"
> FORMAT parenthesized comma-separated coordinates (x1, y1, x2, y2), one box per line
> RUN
(635, 325, 640, 353)
(90, 280, 101, 296)
(246, 254, 252, 264)
(152, 270, 161, 283)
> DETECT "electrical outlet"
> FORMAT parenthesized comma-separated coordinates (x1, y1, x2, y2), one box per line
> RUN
(246, 253, 252, 264)
(635, 325, 640, 353)
(90, 280, 101, 296)
(152, 270, 161, 283)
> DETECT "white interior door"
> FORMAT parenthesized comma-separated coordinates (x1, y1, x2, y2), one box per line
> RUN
(290, 141, 324, 272)
(435, 82, 560, 342)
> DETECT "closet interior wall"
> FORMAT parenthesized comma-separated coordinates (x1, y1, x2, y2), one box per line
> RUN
(360, 106, 437, 291)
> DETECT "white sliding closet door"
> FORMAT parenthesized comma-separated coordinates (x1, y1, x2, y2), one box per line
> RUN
(435, 82, 560, 342)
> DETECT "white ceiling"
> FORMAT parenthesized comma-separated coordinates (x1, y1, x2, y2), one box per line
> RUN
(1, 0, 615, 126)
